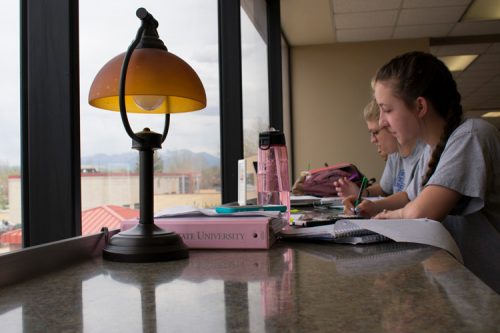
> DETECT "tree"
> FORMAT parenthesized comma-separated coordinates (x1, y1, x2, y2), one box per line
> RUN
(133, 151, 164, 173)
(201, 166, 221, 189)
(153, 151, 164, 173)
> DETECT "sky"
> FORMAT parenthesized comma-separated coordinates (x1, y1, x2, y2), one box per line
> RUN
(0, 0, 269, 166)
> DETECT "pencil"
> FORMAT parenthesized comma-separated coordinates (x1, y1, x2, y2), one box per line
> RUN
(354, 176, 368, 207)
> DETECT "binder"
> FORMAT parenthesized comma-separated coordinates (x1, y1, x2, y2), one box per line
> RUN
(121, 216, 286, 249)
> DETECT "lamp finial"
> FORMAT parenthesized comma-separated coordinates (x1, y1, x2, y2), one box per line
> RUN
(135, 8, 166, 50)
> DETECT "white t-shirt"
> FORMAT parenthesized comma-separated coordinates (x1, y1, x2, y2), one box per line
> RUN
(380, 140, 425, 195)
(406, 118, 500, 292)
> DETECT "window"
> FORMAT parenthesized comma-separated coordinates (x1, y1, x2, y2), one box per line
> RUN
(241, 0, 269, 201)
(0, 1, 21, 254)
(241, 0, 269, 158)
(14, 0, 282, 244)
(281, 34, 293, 179)
(79, 0, 221, 230)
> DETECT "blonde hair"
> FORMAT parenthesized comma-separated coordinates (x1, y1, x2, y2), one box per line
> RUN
(363, 99, 380, 122)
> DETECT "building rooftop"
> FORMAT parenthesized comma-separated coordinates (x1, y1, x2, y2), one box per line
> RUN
(0, 205, 139, 245)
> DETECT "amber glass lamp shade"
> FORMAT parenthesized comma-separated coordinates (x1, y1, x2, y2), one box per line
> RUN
(88, 7, 207, 263)
(88, 48, 206, 114)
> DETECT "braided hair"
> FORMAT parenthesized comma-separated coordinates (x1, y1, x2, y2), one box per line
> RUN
(373, 51, 463, 186)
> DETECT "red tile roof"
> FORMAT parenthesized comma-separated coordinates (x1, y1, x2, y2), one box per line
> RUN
(0, 228, 21, 245)
(82, 205, 139, 234)
(0, 205, 139, 245)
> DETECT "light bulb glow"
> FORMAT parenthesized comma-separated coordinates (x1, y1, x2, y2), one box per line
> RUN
(133, 95, 166, 111)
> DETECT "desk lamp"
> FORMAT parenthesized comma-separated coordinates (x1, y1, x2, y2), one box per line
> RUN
(89, 8, 206, 262)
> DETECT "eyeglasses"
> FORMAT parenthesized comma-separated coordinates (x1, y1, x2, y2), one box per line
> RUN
(369, 126, 388, 138)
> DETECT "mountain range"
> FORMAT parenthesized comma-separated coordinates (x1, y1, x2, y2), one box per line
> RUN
(81, 149, 220, 172)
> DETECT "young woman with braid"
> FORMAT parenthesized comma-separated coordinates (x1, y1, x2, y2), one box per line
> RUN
(343, 51, 500, 292)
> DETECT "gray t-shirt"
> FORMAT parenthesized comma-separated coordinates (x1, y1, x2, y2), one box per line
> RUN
(380, 140, 425, 195)
(406, 118, 500, 291)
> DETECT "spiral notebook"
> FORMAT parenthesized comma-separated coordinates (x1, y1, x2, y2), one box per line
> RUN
(277, 218, 463, 262)
(278, 219, 389, 244)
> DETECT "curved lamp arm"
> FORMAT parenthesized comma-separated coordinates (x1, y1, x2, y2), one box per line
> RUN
(119, 8, 171, 145)
(119, 25, 144, 143)
(161, 113, 170, 144)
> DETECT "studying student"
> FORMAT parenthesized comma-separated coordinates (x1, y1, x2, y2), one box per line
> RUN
(334, 99, 425, 198)
(291, 100, 396, 197)
(343, 51, 500, 291)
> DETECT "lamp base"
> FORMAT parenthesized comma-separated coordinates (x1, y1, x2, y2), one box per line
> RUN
(103, 223, 189, 262)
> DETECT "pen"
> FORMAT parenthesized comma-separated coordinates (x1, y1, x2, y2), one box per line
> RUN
(354, 176, 368, 208)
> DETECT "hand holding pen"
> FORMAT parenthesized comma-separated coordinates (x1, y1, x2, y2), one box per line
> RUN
(342, 176, 369, 216)
(343, 197, 377, 217)
(354, 176, 368, 211)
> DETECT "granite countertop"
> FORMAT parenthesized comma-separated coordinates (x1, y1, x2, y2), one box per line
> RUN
(0, 242, 499, 332)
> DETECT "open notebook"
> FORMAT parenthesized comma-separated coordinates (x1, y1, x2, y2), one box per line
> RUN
(278, 218, 463, 263)
(279, 219, 389, 244)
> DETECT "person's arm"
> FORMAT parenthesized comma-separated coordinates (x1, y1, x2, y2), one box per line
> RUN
(365, 184, 386, 197)
(375, 185, 462, 221)
(334, 178, 387, 198)
(343, 191, 410, 217)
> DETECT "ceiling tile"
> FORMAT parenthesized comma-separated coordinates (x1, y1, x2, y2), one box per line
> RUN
(480, 75, 500, 87)
(393, 24, 453, 38)
(461, 100, 476, 110)
(398, 6, 467, 25)
(459, 68, 499, 80)
(335, 11, 398, 29)
(466, 85, 497, 97)
(457, 86, 486, 99)
(281, 0, 336, 46)
(474, 53, 500, 64)
(430, 46, 441, 54)
(280, 0, 500, 128)
(465, 95, 490, 105)
(478, 98, 500, 109)
(466, 61, 500, 72)
(336, 27, 393, 42)
(332, 0, 401, 13)
(477, 84, 500, 95)
(402, 0, 471, 8)
(457, 87, 479, 98)
(487, 43, 500, 54)
(464, 110, 487, 117)
(456, 77, 487, 88)
(450, 21, 500, 36)
(432, 43, 491, 56)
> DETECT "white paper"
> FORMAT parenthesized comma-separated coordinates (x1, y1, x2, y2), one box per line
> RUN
(290, 195, 321, 206)
(290, 195, 344, 206)
(154, 205, 282, 218)
(278, 218, 463, 263)
(346, 218, 463, 263)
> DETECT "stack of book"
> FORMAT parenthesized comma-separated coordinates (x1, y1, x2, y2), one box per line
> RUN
(121, 206, 287, 249)
(290, 195, 344, 207)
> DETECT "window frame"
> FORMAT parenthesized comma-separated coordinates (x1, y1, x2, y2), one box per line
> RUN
(20, 0, 287, 245)
(21, 0, 82, 246)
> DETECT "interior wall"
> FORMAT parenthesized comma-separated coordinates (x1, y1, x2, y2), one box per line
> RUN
(291, 39, 429, 181)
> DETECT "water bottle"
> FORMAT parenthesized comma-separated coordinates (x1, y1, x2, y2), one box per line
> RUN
(257, 129, 290, 220)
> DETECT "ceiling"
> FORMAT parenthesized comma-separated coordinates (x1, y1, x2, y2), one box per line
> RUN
(280, 0, 500, 128)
